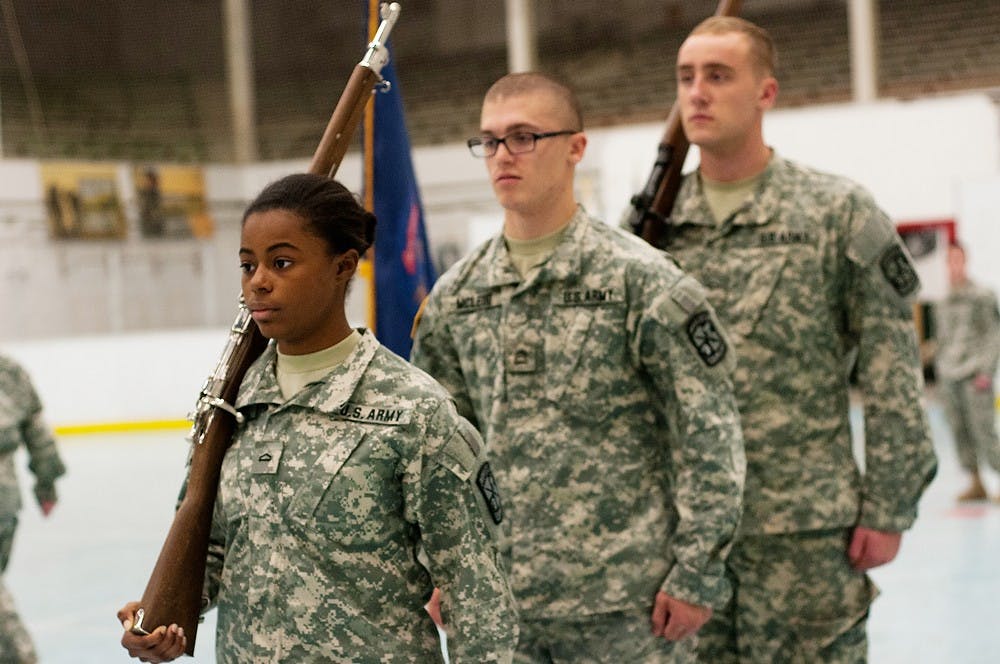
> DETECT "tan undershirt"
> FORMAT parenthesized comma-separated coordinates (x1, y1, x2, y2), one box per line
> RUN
(505, 224, 570, 278)
(276, 329, 361, 399)
(702, 172, 763, 225)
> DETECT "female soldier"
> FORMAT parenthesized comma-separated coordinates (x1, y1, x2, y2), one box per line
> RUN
(117, 173, 516, 663)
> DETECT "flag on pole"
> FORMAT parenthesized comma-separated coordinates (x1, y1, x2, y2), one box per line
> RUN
(363, 3, 436, 359)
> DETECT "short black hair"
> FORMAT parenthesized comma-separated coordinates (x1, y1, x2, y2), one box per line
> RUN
(242, 173, 376, 256)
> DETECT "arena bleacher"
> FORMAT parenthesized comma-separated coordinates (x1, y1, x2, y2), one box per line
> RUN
(0, 0, 998, 161)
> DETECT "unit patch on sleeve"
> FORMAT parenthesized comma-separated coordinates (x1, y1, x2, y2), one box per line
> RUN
(879, 244, 919, 296)
(686, 310, 728, 367)
(476, 462, 504, 524)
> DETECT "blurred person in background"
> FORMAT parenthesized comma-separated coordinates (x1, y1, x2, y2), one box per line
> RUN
(934, 241, 1000, 502)
(0, 353, 66, 663)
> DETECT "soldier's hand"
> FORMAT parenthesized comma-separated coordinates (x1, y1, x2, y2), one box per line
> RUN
(39, 500, 56, 517)
(118, 601, 186, 662)
(650, 590, 712, 641)
(425, 587, 444, 627)
(848, 526, 902, 570)
(973, 373, 993, 392)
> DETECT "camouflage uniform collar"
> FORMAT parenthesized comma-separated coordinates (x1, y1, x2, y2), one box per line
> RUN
(948, 278, 973, 293)
(675, 154, 788, 229)
(482, 205, 588, 287)
(236, 328, 380, 413)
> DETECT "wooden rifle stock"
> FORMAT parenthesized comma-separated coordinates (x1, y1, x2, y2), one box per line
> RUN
(625, 0, 743, 248)
(131, 3, 402, 654)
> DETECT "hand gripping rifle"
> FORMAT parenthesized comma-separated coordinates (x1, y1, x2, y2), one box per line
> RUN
(624, 0, 743, 248)
(129, 4, 402, 654)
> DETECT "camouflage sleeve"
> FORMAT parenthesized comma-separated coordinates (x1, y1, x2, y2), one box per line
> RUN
(16, 371, 66, 505)
(845, 201, 937, 532)
(634, 271, 746, 610)
(974, 290, 1000, 375)
(411, 295, 480, 429)
(410, 404, 517, 663)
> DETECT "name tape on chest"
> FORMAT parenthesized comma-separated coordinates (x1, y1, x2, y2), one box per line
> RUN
(757, 230, 816, 246)
(453, 292, 497, 313)
(557, 288, 619, 306)
(336, 402, 412, 426)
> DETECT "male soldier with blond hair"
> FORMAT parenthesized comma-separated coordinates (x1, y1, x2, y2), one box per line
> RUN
(659, 16, 937, 662)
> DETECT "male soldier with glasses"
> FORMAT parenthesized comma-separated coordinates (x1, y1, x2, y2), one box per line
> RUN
(411, 72, 746, 663)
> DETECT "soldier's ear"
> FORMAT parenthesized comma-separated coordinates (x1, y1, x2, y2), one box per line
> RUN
(336, 249, 360, 280)
(758, 77, 778, 110)
(568, 132, 587, 165)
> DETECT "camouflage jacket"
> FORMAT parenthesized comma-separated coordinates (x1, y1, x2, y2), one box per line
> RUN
(412, 207, 745, 617)
(933, 279, 1000, 382)
(202, 330, 516, 663)
(668, 155, 937, 535)
(0, 354, 65, 517)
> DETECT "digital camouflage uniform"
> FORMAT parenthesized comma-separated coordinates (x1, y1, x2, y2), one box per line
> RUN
(665, 155, 937, 663)
(0, 354, 65, 664)
(934, 279, 1000, 474)
(200, 330, 517, 663)
(412, 207, 746, 662)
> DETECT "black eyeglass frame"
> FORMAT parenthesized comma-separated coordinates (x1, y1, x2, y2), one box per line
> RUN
(466, 130, 578, 158)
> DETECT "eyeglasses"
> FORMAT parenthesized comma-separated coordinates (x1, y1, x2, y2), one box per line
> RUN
(466, 130, 577, 158)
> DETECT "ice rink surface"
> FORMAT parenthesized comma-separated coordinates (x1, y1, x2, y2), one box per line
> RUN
(7, 400, 999, 663)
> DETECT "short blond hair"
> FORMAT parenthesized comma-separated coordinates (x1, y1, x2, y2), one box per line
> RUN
(484, 72, 584, 131)
(688, 16, 777, 78)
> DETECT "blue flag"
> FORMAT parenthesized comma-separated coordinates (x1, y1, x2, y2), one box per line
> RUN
(366, 56, 436, 358)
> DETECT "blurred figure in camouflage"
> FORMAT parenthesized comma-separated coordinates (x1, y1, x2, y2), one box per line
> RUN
(118, 174, 516, 663)
(411, 72, 745, 663)
(662, 16, 937, 663)
(933, 241, 1000, 502)
(0, 352, 66, 664)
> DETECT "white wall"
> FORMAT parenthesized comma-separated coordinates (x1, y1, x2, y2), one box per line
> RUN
(956, 175, 1000, 299)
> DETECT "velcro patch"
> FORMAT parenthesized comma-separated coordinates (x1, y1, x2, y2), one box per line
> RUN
(506, 344, 542, 373)
(879, 244, 919, 296)
(686, 311, 728, 367)
(670, 275, 706, 315)
(476, 462, 504, 525)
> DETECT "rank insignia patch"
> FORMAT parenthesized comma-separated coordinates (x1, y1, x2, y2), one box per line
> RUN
(879, 244, 919, 296)
(686, 311, 727, 367)
(476, 462, 504, 525)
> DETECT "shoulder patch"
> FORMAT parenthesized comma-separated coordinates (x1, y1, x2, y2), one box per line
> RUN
(476, 462, 504, 524)
(686, 310, 728, 367)
(849, 215, 896, 266)
(879, 244, 919, 296)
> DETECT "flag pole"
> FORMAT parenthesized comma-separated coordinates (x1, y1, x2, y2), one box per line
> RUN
(363, 0, 379, 332)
